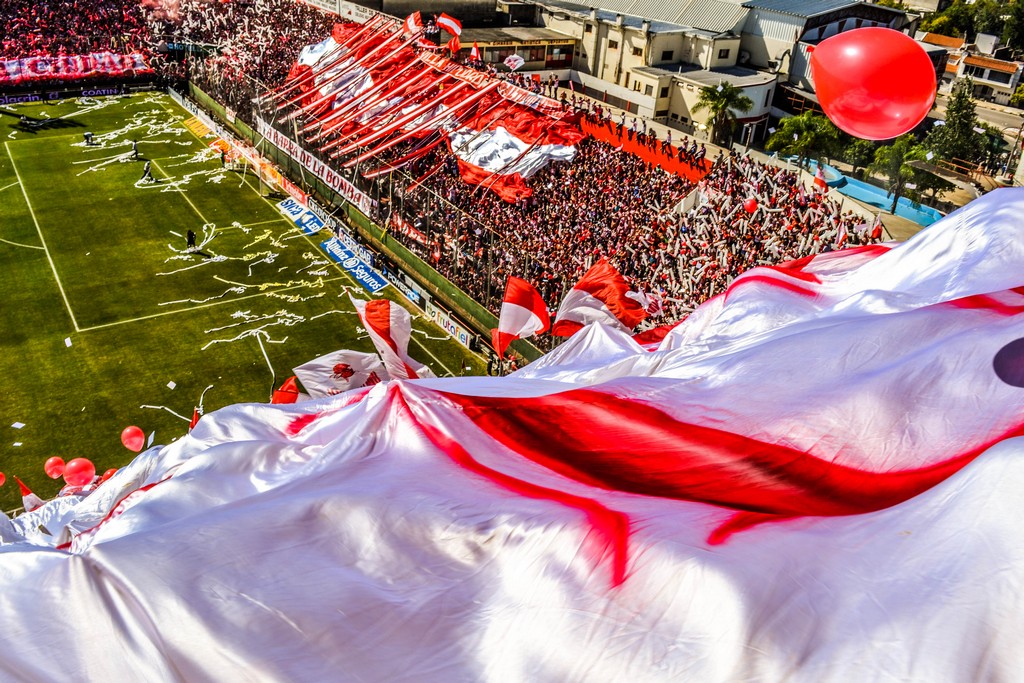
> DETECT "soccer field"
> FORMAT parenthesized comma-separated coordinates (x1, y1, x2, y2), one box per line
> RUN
(0, 92, 483, 510)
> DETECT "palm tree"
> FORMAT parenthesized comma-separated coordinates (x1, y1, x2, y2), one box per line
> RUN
(868, 134, 928, 214)
(765, 111, 840, 171)
(693, 82, 753, 148)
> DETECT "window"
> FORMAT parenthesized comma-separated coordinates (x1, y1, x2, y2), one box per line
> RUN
(660, 86, 669, 98)
(718, 48, 730, 59)
(989, 70, 1012, 84)
(609, 40, 619, 49)
(632, 46, 642, 57)
(546, 44, 573, 68)
(670, 112, 679, 120)
(584, 24, 593, 33)
(645, 84, 654, 96)
(661, 50, 673, 61)
(764, 89, 771, 106)
(633, 80, 642, 92)
(656, 108, 669, 117)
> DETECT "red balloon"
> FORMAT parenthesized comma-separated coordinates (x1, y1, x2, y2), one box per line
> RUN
(121, 425, 145, 452)
(743, 198, 758, 213)
(0, 473, 6, 487)
(99, 468, 118, 484)
(811, 28, 935, 140)
(63, 458, 96, 487)
(44, 456, 66, 479)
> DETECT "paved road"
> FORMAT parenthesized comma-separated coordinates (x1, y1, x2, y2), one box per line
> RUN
(933, 94, 1024, 137)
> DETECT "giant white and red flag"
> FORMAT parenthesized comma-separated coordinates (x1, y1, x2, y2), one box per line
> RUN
(492, 276, 550, 358)
(2, 191, 1024, 679)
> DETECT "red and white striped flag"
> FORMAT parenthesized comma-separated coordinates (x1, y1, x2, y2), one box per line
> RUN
(835, 221, 848, 249)
(352, 297, 436, 380)
(14, 476, 44, 513)
(447, 34, 461, 54)
(402, 11, 423, 36)
(492, 276, 550, 358)
(470, 42, 481, 60)
(552, 259, 649, 336)
(437, 13, 462, 36)
(870, 214, 884, 239)
(813, 165, 828, 191)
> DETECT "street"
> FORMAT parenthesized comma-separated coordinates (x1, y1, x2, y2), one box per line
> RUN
(933, 93, 1024, 139)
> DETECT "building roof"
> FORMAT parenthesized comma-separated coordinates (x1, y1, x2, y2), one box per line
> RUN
(741, 0, 901, 19)
(920, 32, 966, 50)
(537, 0, 693, 34)
(537, 0, 745, 34)
(461, 26, 578, 43)
(633, 63, 778, 87)
(963, 54, 1020, 74)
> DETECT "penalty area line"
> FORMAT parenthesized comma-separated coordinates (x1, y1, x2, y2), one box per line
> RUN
(4, 141, 80, 331)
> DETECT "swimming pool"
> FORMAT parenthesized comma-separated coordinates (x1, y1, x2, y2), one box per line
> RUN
(801, 159, 944, 227)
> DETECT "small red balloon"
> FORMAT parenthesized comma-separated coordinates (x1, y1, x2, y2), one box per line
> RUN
(44, 457, 66, 479)
(810, 27, 935, 140)
(0, 473, 6, 487)
(743, 198, 758, 213)
(99, 468, 118, 484)
(121, 425, 145, 452)
(63, 458, 96, 488)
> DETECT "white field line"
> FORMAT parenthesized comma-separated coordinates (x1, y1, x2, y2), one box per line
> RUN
(149, 158, 211, 224)
(78, 276, 347, 332)
(4, 141, 80, 330)
(0, 236, 44, 250)
(0, 180, 20, 193)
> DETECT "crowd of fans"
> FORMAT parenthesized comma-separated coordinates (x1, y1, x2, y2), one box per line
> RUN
(0, 0, 882, 337)
(385, 140, 875, 323)
(0, 0, 148, 58)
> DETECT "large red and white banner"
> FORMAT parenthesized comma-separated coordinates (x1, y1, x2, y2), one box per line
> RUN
(0, 52, 153, 86)
(0, 191, 1023, 678)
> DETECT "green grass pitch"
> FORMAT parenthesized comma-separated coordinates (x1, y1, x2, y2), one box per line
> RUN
(0, 92, 484, 510)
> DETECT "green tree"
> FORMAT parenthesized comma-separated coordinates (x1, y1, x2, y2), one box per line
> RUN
(843, 138, 877, 177)
(1011, 83, 1024, 108)
(1005, 0, 1024, 52)
(921, 14, 957, 37)
(764, 111, 839, 170)
(927, 78, 985, 164)
(868, 135, 929, 214)
(973, 0, 1004, 36)
(693, 82, 753, 148)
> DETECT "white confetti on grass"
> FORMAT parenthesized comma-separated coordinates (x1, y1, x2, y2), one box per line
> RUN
(11, 422, 24, 429)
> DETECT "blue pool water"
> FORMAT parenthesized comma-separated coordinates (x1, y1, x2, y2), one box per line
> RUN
(800, 159, 944, 227)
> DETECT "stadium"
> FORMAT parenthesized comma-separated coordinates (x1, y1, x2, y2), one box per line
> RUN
(1, 0, 1023, 680)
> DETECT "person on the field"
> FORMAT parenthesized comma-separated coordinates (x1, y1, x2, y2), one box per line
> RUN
(186, 229, 197, 252)
(141, 160, 154, 182)
(131, 140, 139, 160)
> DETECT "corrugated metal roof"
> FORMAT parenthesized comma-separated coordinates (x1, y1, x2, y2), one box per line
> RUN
(539, 0, 692, 32)
(672, 0, 748, 33)
(741, 0, 863, 19)
(538, 0, 743, 33)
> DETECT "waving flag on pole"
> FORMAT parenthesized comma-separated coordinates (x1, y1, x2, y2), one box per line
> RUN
(492, 276, 550, 358)
(14, 477, 44, 513)
(470, 42, 481, 61)
(437, 13, 462, 36)
(351, 296, 436, 380)
(402, 11, 423, 36)
(814, 164, 828, 191)
(503, 54, 525, 71)
(447, 34, 461, 54)
(552, 258, 649, 336)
